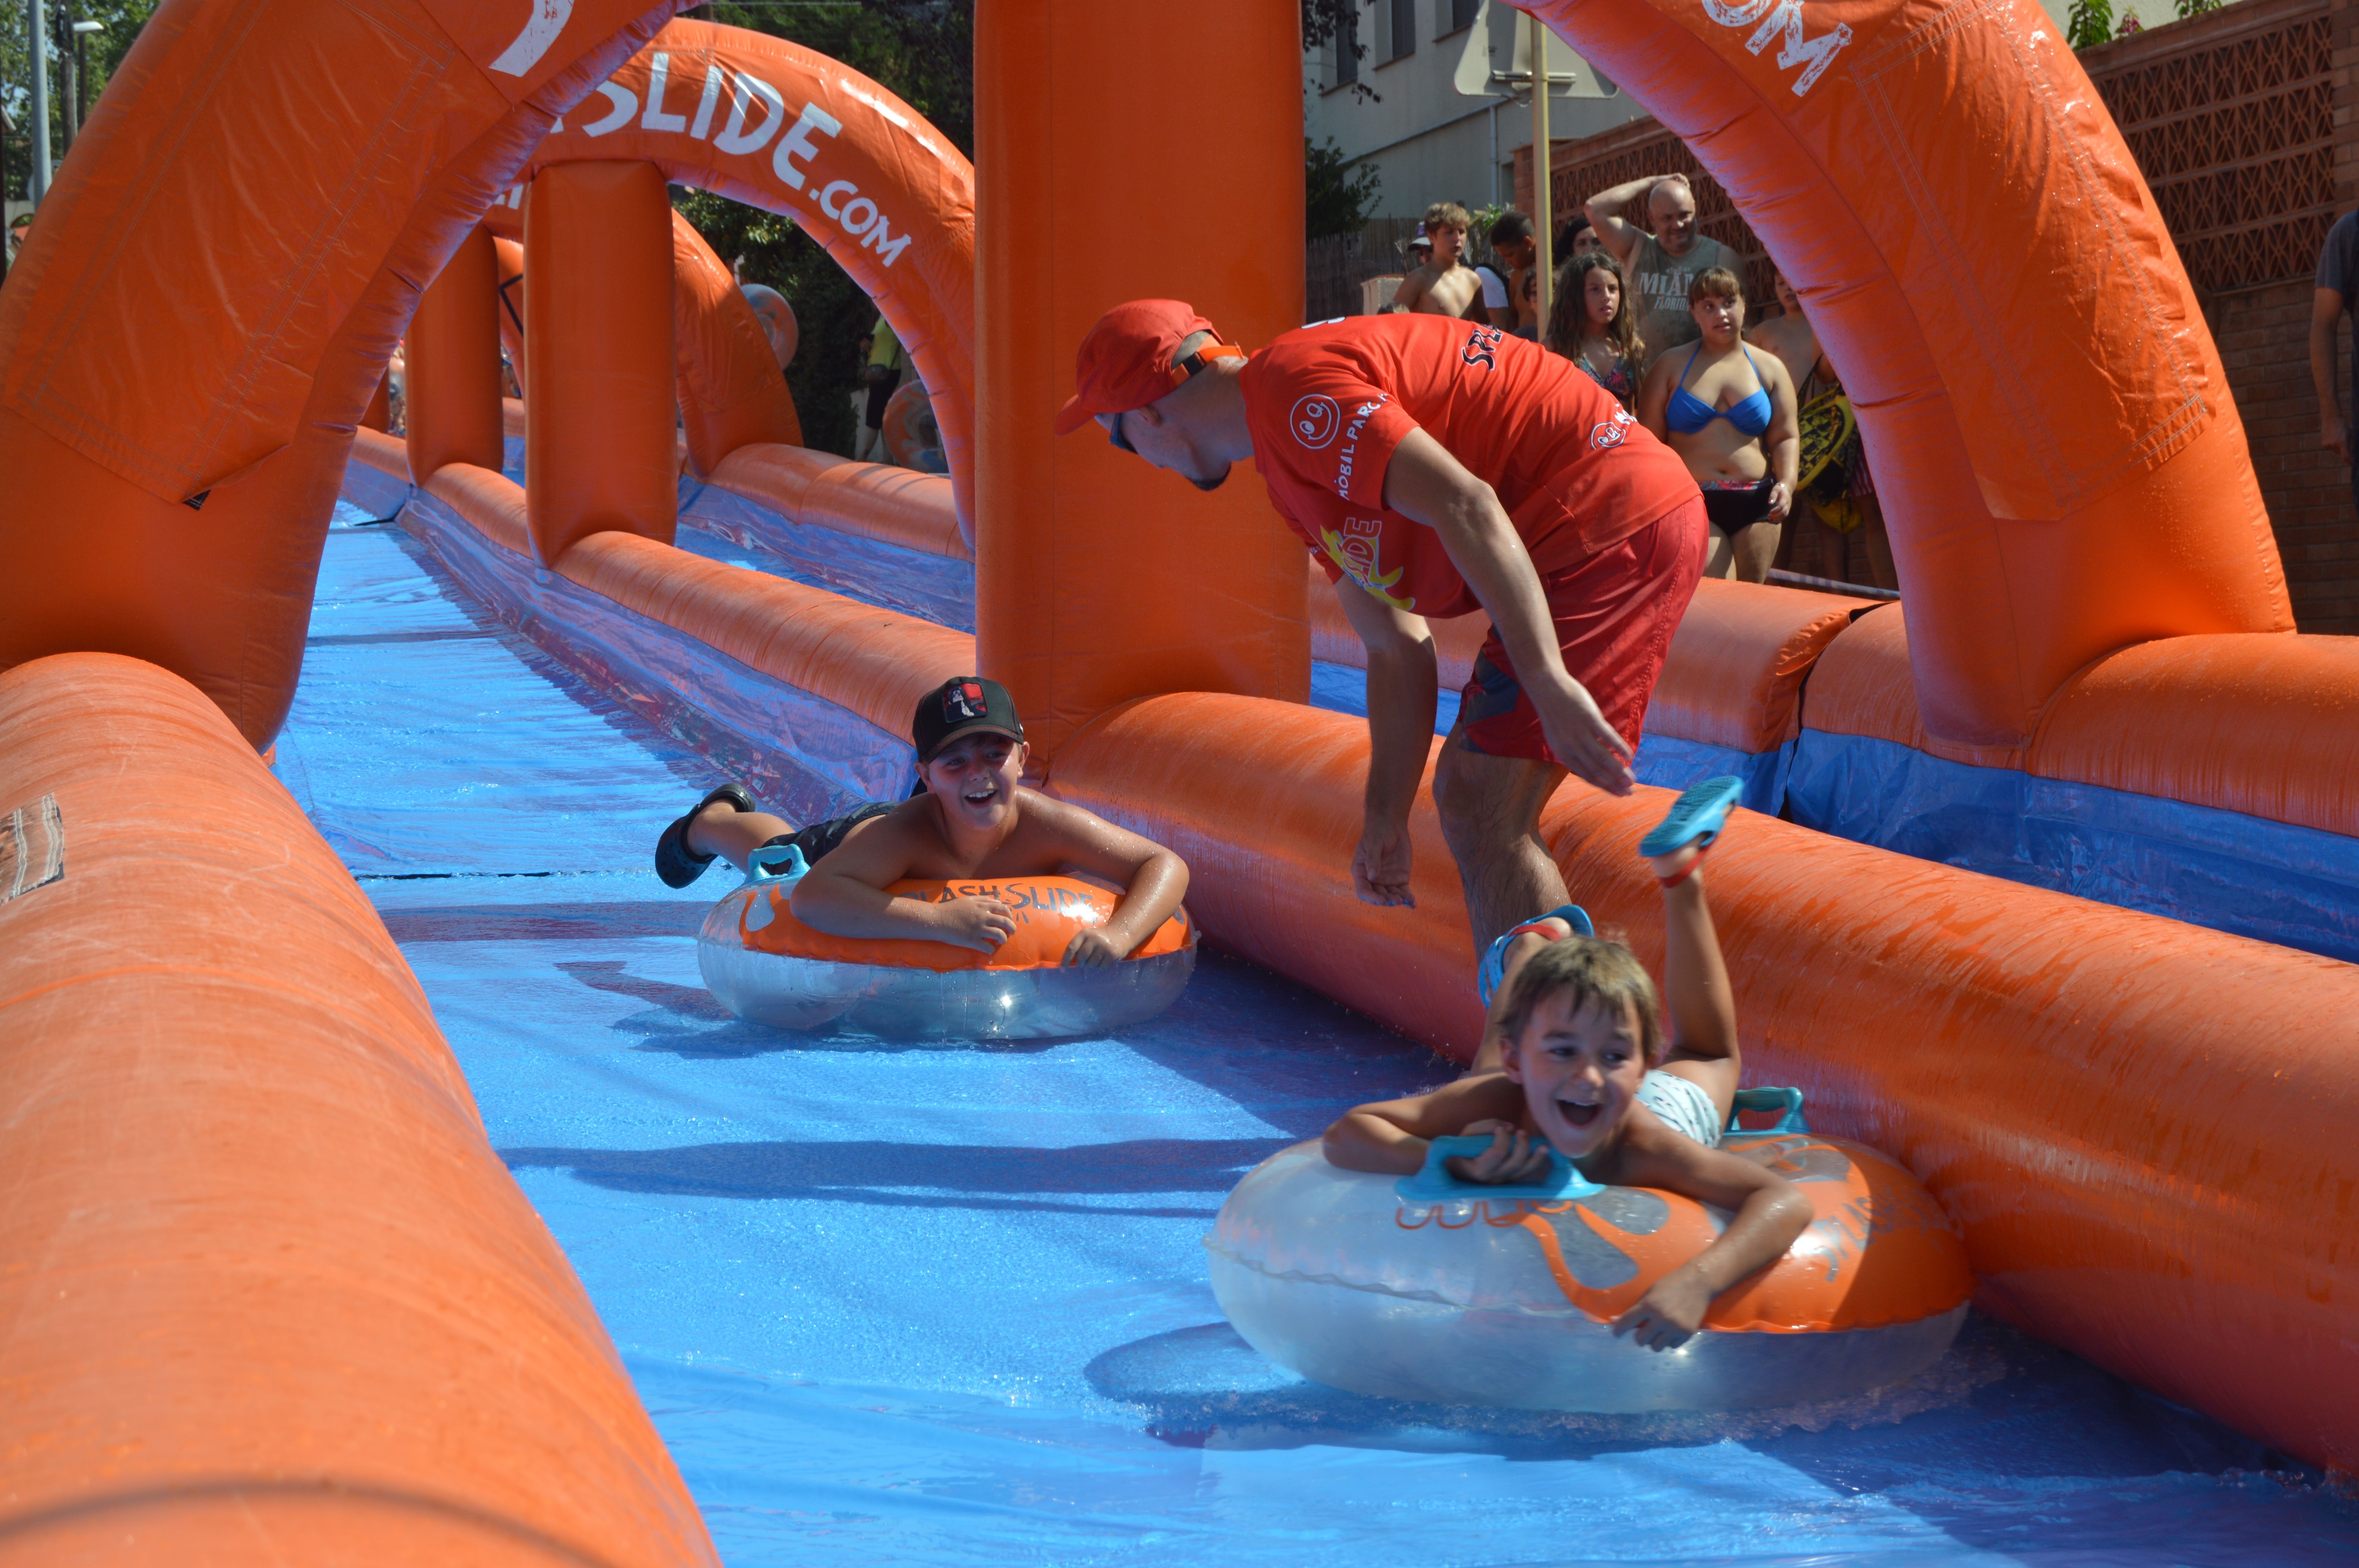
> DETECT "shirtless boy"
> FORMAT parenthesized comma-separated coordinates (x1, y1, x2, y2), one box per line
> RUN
(1392, 203, 1484, 319)
(652, 676, 1189, 967)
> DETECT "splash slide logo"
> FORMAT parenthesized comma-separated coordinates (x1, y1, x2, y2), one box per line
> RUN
(489, 0, 571, 76)
(1291, 396, 1341, 449)
(1700, 0, 1852, 96)
(560, 52, 914, 266)
(1318, 519, 1415, 612)
(1590, 408, 1634, 450)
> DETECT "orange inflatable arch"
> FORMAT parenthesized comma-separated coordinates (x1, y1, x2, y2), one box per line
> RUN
(1529, 0, 2288, 754)
(491, 19, 977, 542)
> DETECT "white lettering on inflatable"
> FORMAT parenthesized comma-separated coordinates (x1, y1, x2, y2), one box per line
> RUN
(818, 179, 856, 220)
(580, 81, 636, 138)
(839, 196, 879, 236)
(489, 0, 571, 77)
(689, 62, 726, 141)
(862, 215, 911, 266)
(772, 103, 843, 189)
(836, 75, 945, 158)
(714, 72, 785, 155)
(1698, 0, 1850, 95)
(1744, 0, 1852, 94)
(640, 52, 689, 132)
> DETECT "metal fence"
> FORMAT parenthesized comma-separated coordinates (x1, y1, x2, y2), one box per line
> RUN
(1306, 216, 1427, 321)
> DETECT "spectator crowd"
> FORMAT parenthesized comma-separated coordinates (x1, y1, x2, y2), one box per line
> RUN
(1381, 180, 1896, 592)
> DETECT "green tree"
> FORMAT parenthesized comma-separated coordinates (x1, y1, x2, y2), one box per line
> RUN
(2065, 0, 2115, 48)
(3, 0, 160, 205)
(1307, 137, 1380, 241)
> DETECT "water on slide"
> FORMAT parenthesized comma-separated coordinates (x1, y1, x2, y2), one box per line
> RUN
(268, 510, 2359, 1566)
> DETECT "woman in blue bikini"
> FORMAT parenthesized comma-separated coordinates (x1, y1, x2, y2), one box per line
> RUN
(1636, 268, 1799, 584)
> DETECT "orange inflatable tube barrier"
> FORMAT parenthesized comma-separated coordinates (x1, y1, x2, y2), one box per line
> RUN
(423, 460, 974, 741)
(1047, 690, 2359, 1471)
(1801, 604, 2359, 838)
(708, 443, 972, 562)
(0, 652, 715, 1560)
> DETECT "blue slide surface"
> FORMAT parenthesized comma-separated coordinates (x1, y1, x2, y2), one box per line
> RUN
(273, 512, 2359, 1566)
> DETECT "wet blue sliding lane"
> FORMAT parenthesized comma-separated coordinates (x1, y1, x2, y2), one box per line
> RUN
(275, 514, 2359, 1566)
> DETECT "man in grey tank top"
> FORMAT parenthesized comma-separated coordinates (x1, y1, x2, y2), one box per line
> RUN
(1585, 174, 1742, 367)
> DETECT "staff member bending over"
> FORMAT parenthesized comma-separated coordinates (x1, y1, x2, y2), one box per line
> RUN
(1054, 301, 1705, 953)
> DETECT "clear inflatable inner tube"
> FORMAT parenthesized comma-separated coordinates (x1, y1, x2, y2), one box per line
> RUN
(697, 845, 1197, 1040)
(1208, 1097, 1973, 1412)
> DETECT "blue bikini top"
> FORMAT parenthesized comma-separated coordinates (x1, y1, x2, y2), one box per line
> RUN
(1665, 343, 1773, 437)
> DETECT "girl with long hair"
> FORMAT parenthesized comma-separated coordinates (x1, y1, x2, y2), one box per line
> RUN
(1547, 251, 1645, 409)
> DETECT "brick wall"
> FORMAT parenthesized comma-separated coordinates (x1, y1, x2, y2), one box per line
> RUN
(2221, 280, 2356, 628)
(1518, 0, 2357, 628)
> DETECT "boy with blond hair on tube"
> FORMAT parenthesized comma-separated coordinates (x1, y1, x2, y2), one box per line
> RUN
(1322, 779, 1810, 1350)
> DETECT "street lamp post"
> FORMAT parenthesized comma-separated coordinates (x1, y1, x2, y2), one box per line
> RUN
(27, 0, 53, 206)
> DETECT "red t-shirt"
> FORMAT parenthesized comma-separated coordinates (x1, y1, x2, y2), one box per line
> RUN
(1242, 315, 1697, 619)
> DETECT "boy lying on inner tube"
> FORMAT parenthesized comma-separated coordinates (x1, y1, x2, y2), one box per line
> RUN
(652, 676, 1190, 967)
(1322, 780, 1811, 1350)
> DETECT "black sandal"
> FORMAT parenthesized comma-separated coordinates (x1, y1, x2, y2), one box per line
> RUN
(654, 784, 756, 888)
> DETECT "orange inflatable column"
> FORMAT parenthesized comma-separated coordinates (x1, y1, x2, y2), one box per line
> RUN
(525, 161, 678, 564)
(403, 227, 504, 484)
(974, 0, 1309, 762)
(672, 210, 802, 476)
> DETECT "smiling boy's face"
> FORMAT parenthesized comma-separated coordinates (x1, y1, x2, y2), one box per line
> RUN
(1501, 989, 1648, 1158)
(920, 731, 1026, 833)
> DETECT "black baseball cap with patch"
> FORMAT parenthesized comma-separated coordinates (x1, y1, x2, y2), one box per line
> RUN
(913, 676, 1025, 762)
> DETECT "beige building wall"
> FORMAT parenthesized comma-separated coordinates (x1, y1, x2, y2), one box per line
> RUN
(1304, 2, 1646, 221)
(1308, 0, 2191, 222)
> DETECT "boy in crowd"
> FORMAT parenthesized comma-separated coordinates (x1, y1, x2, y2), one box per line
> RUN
(1392, 202, 1485, 319)
(1321, 786, 1810, 1350)
(1477, 210, 1541, 340)
(653, 677, 1189, 968)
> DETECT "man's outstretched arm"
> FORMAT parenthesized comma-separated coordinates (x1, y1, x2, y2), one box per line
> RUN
(1584, 177, 1656, 268)
(1332, 577, 1439, 906)
(1380, 429, 1635, 795)
(2312, 287, 2349, 463)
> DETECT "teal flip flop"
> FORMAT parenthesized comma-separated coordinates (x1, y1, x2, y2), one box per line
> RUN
(1637, 775, 1744, 860)
(1476, 903, 1595, 1009)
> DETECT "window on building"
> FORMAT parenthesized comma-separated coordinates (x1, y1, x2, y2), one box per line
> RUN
(1333, 7, 1359, 86)
(1445, 0, 1480, 35)
(1390, 0, 1417, 60)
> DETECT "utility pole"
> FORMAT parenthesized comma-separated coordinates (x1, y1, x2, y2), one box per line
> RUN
(1528, 11, 1551, 334)
(55, 0, 78, 154)
(27, 0, 53, 206)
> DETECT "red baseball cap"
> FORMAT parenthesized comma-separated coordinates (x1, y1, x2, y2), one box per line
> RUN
(1053, 299, 1243, 435)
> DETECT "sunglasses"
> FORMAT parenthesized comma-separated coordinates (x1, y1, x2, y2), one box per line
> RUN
(1106, 412, 1136, 454)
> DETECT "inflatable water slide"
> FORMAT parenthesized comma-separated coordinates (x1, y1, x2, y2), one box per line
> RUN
(3, 0, 2357, 1559)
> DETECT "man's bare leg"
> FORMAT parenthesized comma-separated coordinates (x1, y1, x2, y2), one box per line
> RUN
(1725, 519, 1781, 584)
(1433, 731, 1573, 954)
(685, 799, 798, 874)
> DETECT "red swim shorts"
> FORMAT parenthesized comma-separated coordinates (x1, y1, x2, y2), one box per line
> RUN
(1455, 494, 1707, 763)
